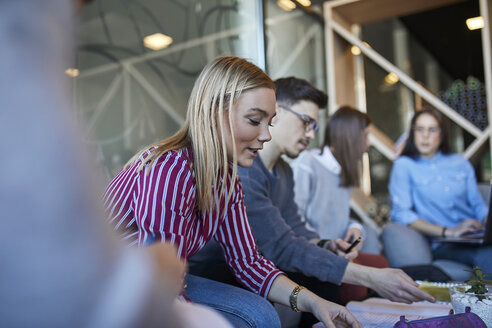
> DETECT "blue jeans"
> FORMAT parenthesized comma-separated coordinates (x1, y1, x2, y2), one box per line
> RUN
(361, 224, 382, 254)
(185, 274, 281, 328)
(382, 223, 492, 280)
(433, 243, 492, 275)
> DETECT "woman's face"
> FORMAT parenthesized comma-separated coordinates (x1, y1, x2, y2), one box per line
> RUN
(222, 87, 276, 167)
(413, 113, 441, 158)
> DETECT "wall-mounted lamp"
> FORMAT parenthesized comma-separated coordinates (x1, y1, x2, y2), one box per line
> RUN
(65, 68, 79, 77)
(466, 16, 484, 30)
(277, 0, 296, 11)
(384, 72, 399, 86)
(143, 33, 173, 51)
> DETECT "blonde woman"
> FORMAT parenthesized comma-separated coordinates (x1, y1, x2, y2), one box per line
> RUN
(104, 56, 360, 328)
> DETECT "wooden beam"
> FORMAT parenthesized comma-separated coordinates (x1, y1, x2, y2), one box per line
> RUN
(333, 0, 466, 25)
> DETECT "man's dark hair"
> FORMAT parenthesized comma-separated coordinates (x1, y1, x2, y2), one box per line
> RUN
(401, 107, 451, 159)
(274, 77, 327, 108)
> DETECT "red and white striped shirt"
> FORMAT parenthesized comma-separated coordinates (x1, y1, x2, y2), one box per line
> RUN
(104, 147, 282, 297)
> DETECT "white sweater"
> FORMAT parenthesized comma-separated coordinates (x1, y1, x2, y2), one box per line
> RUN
(290, 146, 364, 240)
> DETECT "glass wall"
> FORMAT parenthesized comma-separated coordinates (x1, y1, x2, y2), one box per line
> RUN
(264, 0, 326, 146)
(358, 1, 489, 197)
(75, 0, 264, 179)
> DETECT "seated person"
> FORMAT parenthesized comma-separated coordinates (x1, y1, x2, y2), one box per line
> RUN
(190, 77, 434, 327)
(291, 105, 381, 254)
(384, 107, 492, 275)
(104, 57, 360, 328)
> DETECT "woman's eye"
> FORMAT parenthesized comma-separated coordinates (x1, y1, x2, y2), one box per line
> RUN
(248, 118, 260, 125)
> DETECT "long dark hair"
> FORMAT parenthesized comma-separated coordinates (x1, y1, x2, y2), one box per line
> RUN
(400, 107, 450, 159)
(324, 106, 371, 187)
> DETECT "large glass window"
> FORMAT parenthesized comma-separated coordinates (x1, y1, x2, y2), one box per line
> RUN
(264, 0, 326, 146)
(75, 0, 263, 179)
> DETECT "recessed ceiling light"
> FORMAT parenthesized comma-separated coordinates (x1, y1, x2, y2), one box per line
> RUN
(65, 68, 79, 77)
(297, 0, 311, 6)
(143, 33, 173, 51)
(466, 16, 484, 30)
(277, 0, 296, 11)
(351, 46, 361, 55)
(384, 72, 399, 85)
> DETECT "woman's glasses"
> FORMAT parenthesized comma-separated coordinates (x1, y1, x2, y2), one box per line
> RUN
(278, 104, 319, 133)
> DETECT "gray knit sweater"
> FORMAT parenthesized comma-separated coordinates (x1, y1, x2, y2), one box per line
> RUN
(290, 147, 359, 240)
(236, 156, 349, 285)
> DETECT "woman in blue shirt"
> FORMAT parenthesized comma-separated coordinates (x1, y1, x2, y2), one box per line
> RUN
(387, 107, 491, 275)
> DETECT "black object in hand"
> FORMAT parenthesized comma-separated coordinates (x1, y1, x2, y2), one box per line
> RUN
(344, 236, 361, 253)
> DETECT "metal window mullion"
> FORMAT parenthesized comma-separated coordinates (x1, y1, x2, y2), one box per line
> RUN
(324, 3, 337, 115)
(480, 0, 492, 173)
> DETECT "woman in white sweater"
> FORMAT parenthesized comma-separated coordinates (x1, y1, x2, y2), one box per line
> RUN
(291, 106, 381, 254)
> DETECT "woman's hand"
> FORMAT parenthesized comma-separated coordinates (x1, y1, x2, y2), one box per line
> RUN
(344, 227, 364, 250)
(299, 289, 362, 328)
(268, 275, 361, 327)
(448, 219, 483, 237)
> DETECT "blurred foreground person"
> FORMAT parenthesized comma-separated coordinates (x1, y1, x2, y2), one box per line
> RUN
(0, 1, 231, 327)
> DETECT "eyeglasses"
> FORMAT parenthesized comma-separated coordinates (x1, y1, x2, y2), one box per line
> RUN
(278, 104, 319, 133)
(413, 126, 441, 135)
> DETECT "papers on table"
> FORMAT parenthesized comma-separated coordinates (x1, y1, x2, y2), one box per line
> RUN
(313, 298, 452, 328)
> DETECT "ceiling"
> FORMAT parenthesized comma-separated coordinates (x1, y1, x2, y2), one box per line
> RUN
(400, 0, 483, 81)
(303, 0, 484, 81)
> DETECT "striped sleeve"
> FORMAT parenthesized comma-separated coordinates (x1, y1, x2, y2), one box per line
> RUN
(214, 179, 282, 298)
(103, 162, 140, 243)
(134, 151, 195, 258)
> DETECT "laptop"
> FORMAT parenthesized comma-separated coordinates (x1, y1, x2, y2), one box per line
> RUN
(435, 188, 492, 245)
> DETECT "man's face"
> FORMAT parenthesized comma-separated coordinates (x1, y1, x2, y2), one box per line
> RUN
(270, 100, 319, 158)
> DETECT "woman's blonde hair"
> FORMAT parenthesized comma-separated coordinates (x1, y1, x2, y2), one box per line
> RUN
(126, 56, 274, 212)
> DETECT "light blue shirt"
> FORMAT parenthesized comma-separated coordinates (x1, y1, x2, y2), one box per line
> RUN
(389, 152, 488, 227)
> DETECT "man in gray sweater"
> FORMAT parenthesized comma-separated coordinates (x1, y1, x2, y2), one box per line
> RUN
(190, 77, 433, 325)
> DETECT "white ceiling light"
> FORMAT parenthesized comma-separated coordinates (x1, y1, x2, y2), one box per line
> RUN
(384, 72, 399, 86)
(297, 0, 312, 6)
(351, 42, 371, 56)
(65, 68, 79, 77)
(143, 33, 173, 51)
(351, 46, 361, 55)
(277, 0, 296, 11)
(466, 16, 484, 30)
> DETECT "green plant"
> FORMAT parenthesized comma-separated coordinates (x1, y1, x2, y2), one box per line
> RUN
(465, 266, 492, 295)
